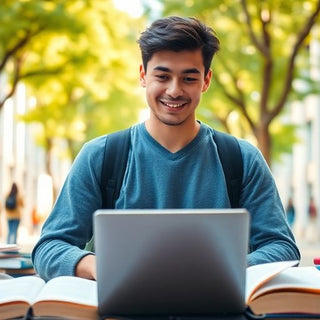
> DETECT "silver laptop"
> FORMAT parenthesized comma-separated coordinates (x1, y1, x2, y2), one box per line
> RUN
(94, 209, 249, 318)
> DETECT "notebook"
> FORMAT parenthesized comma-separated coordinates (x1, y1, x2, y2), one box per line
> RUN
(94, 208, 250, 318)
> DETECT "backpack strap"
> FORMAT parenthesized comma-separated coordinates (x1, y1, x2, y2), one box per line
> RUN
(101, 128, 131, 209)
(85, 128, 131, 251)
(213, 129, 243, 208)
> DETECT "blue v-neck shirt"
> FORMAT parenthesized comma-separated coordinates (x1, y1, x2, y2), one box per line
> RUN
(32, 122, 300, 281)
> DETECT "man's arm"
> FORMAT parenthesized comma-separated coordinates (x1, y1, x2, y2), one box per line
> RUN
(238, 140, 300, 265)
(32, 136, 106, 281)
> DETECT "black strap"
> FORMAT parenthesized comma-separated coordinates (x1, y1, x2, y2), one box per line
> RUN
(101, 128, 131, 208)
(212, 130, 243, 208)
(85, 128, 131, 251)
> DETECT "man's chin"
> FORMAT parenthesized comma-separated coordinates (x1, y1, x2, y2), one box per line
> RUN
(159, 119, 185, 126)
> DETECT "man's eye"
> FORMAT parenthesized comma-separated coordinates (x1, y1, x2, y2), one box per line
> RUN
(184, 77, 197, 82)
(155, 75, 168, 81)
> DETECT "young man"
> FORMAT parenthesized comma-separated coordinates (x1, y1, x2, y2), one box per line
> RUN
(32, 16, 300, 281)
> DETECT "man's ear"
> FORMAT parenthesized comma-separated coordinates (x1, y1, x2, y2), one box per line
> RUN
(140, 64, 146, 88)
(202, 69, 212, 93)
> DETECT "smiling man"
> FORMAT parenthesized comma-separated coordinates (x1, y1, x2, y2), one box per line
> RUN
(32, 16, 300, 281)
(141, 50, 211, 152)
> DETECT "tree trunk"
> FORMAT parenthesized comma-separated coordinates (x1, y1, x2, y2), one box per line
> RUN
(256, 123, 271, 166)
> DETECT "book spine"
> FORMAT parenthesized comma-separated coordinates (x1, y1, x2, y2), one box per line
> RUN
(20, 259, 33, 269)
(0, 258, 33, 269)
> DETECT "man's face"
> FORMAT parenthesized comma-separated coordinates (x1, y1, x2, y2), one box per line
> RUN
(140, 49, 212, 127)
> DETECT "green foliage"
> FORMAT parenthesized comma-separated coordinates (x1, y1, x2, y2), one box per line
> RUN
(270, 120, 300, 163)
(2, 0, 319, 167)
(1, 0, 146, 162)
(146, 0, 320, 164)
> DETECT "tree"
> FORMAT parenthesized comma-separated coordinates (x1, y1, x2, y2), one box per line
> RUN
(0, 0, 85, 109)
(145, 0, 320, 164)
(22, 0, 145, 160)
(1, 0, 145, 197)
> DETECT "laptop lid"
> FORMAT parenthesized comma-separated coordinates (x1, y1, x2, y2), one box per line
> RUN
(94, 209, 249, 318)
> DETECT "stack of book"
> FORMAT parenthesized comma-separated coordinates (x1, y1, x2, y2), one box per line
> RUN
(0, 243, 35, 277)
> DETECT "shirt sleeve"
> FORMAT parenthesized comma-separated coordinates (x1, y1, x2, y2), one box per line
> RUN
(238, 140, 301, 265)
(32, 135, 106, 281)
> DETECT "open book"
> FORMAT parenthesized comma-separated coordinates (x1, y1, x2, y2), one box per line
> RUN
(246, 261, 320, 316)
(0, 275, 98, 319)
(0, 260, 319, 319)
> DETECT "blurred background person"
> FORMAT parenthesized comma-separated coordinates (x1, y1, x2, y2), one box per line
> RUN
(307, 196, 317, 242)
(4, 182, 24, 244)
(31, 206, 41, 235)
(286, 198, 295, 228)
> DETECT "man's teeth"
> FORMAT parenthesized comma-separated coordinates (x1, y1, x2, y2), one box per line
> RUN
(164, 102, 184, 108)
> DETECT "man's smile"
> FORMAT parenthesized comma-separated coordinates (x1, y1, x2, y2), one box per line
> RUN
(160, 99, 189, 109)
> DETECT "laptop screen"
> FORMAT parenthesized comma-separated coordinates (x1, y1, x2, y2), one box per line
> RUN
(94, 209, 249, 318)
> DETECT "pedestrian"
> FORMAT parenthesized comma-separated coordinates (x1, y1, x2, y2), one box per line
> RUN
(286, 198, 295, 228)
(309, 197, 317, 221)
(31, 206, 41, 235)
(32, 16, 300, 281)
(5, 182, 24, 244)
(307, 196, 317, 242)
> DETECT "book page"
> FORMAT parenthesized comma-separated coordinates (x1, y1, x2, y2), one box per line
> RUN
(0, 276, 45, 304)
(245, 260, 298, 303)
(250, 266, 320, 301)
(33, 276, 97, 307)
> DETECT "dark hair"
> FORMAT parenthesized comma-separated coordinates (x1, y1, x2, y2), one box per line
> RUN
(137, 16, 220, 75)
(8, 182, 18, 197)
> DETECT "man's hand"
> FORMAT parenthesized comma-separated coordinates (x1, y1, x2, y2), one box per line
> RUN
(75, 254, 97, 280)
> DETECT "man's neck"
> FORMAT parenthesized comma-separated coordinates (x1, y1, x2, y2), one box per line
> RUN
(145, 119, 200, 153)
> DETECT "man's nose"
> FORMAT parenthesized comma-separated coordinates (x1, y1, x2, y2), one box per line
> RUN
(166, 79, 183, 98)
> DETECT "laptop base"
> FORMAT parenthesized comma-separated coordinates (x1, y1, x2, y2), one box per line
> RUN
(101, 308, 265, 320)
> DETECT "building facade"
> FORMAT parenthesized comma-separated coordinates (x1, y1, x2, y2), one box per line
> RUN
(0, 79, 70, 241)
(275, 28, 320, 242)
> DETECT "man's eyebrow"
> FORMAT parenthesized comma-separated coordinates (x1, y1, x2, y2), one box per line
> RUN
(153, 66, 201, 74)
(153, 66, 171, 72)
(182, 68, 201, 74)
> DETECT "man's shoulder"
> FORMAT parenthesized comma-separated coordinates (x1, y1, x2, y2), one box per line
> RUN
(84, 133, 108, 146)
(201, 123, 263, 166)
(83, 126, 134, 149)
(237, 138, 259, 153)
(201, 123, 259, 154)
